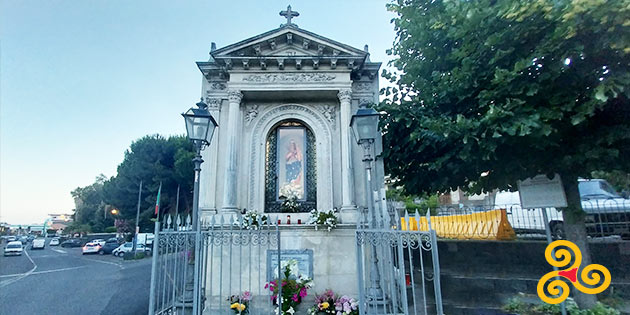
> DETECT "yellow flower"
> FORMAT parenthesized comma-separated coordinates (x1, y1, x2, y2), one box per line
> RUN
(320, 302, 330, 309)
(230, 303, 246, 312)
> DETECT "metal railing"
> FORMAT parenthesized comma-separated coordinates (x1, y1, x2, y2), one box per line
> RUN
(356, 190, 444, 315)
(396, 199, 630, 240)
(148, 214, 283, 315)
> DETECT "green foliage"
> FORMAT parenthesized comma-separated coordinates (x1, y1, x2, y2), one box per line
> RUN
(104, 226, 117, 233)
(71, 134, 194, 233)
(404, 195, 439, 216)
(503, 297, 619, 315)
(64, 222, 92, 234)
(380, 0, 630, 196)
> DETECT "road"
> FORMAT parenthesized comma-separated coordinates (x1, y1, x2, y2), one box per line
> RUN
(0, 239, 151, 315)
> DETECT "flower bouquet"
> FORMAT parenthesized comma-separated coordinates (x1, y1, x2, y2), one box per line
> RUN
(308, 209, 338, 231)
(241, 210, 268, 230)
(307, 290, 359, 315)
(265, 259, 313, 315)
(228, 291, 252, 314)
(280, 196, 300, 213)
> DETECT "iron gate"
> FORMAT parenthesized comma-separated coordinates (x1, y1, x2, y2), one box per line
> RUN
(148, 214, 283, 315)
(355, 201, 444, 315)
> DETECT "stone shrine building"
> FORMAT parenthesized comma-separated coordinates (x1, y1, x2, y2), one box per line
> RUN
(196, 7, 384, 224)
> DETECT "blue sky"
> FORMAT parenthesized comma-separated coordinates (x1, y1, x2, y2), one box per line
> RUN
(0, 0, 396, 224)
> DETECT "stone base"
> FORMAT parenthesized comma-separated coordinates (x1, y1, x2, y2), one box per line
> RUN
(339, 205, 358, 224)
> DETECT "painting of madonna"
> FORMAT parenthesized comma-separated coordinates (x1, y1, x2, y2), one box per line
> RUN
(277, 128, 306, 200)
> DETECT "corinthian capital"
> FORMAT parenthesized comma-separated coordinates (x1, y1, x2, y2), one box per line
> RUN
(337, 89, 352, 103)
(228, 90, 243, 103)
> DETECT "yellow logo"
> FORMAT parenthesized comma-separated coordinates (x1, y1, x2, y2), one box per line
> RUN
(537, 240, 611, 304)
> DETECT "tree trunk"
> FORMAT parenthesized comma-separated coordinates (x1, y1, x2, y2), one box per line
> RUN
(561, 175, 597, 309)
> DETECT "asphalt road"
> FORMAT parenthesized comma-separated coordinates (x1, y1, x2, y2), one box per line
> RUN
(0, 239, 151, 315)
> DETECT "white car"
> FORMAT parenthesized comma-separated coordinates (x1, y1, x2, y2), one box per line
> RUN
(4, 241, 24, 256)
(49, 238, 60, 246)
(112, 242, 151, 257)
(31, 238, 46, 249)
(82, 242, 102, 255)
(90, 239, 106, 246)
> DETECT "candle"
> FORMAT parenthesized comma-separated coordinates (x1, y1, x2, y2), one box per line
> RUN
(286, 215, 291, 225)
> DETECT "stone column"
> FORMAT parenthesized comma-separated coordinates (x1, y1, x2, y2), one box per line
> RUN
(338, 89, 356, 215)
(200, 98, 222, 214)
(221, 90, 242, 213)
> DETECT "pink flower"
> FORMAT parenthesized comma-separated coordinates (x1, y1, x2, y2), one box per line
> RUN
(292, 294, 299, 302)
(299, 287, 307, 298)
(241, 291, 252, 302)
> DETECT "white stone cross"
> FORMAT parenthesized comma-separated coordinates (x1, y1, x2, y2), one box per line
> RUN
(280, 5, 299, 25)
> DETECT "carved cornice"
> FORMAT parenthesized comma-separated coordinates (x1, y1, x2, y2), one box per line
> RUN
(337, 89, 352, 103)
(228, 90, 243, 103)
(242, 73, 335, 83)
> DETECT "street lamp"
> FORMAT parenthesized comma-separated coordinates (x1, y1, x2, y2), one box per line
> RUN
(350, 107, 385, 303)
(110, 209, 120, 216)
(182, 98, 218, 230)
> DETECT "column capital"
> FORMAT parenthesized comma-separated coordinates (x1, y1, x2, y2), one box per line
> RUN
(337, 89, 352, 103)
(228, 90, 243, 103)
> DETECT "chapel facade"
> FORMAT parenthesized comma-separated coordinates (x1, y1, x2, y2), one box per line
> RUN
(196, 6, 384, 223)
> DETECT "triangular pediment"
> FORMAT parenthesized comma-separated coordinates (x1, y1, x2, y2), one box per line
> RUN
(212, 26, 367, 59)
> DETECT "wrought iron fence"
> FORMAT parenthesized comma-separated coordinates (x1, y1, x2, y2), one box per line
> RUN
(356, 197, 444, 315)
(148, 214, 283, 315)
(394, 199, 630, 240)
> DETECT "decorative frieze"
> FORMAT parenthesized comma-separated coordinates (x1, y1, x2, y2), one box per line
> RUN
(242, 73, 336, 83)
(205, 98, 222, 110)
(352, 82, 372, 91)
(209, 82, 227, 90)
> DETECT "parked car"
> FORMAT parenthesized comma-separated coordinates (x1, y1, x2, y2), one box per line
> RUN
(49, 238, 60, 246)
(112, 242, 151, 257)
(4, 241, 24, 256)
(89, 239, 106, 246)
(7, 236, 17, 242)
(60, 239, 82, 248)
(495, 179, 630, 239)
(31, 238, 46, 250)
(82, 242, 102, 255)
(98, 238, 121, 255)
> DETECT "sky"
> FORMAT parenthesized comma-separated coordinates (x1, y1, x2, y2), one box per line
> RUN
(0, 0, 397, 225)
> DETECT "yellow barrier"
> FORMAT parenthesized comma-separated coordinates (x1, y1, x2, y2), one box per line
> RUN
(401, 209, 516, 240)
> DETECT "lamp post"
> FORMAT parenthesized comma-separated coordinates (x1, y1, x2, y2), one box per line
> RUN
(181, 98, 217, 309)
(182, 98, 217, 230)
(350, 107, 384, 302)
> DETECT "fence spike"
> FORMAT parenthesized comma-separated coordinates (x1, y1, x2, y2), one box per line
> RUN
(186, 214, 191, 228)
(404, 209, 410, 231)
(426, 208, 432, 230)
(210, 215, 216, 229)
(414, 210, 421, 231)
(395, 209, 401, 230)
(166, 214, 172, 229)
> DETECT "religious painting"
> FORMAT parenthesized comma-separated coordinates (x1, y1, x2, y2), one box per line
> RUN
(276, 127, 306, 200)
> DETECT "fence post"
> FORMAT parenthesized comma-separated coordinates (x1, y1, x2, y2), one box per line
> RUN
(276, 219, 283, 313)
(148, 220, 160, 315)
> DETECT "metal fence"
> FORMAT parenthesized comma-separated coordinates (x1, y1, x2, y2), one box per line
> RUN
(356, 190, 444, 315)
(148, 214, 283, 315)
(395, 199, 630, 240)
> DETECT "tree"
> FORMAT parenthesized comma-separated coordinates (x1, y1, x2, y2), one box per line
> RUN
(380, 0, 630, 308)
(71, 174, 110, 232)
(102, 134, 194, 232)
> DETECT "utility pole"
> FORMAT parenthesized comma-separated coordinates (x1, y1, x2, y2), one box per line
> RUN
(132, 180, 143, 256)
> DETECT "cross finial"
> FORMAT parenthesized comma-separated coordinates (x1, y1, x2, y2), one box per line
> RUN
(280, 5, 299, 26)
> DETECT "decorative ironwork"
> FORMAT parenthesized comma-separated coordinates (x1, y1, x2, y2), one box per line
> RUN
(265, 121, 317, 213)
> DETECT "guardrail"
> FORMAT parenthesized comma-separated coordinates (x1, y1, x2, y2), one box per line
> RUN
(397, 200, 630, 240)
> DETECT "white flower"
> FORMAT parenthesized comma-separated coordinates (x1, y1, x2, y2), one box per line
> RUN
(287, 307, 295, 314)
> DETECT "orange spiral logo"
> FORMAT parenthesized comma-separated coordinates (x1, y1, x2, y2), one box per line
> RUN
(537, 240, 611, 304)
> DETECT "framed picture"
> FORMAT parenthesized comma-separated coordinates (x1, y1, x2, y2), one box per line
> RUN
(276, 127, 307, 201)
